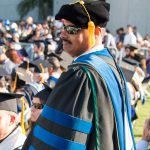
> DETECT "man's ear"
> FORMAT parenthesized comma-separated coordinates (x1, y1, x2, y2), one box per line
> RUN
(95, 27, 102, 36)
(9, 115, 16, 125)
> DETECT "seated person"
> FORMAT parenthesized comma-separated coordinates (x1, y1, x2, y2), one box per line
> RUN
(31, 96, 44, 123)
(27, 83, 51, 133)
(47, 56, 62, 88)
(0, 92, 26, 150)
(146, 47, 150, 76)
(33, 42, 45, 60)
(125, 44, 147, 74)
(136, 118, 150, 150)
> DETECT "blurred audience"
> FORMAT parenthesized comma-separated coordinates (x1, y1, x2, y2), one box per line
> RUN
(124, 25, 137, 46)
(136, 118, 150, 149)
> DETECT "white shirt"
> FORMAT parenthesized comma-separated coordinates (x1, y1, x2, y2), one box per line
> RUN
(104, 33, 117, 49)
(136, 140, 149, 150)
(125, 112, 135, 150)
(0, 126, 26, 150)
(124, 32, 137, 46)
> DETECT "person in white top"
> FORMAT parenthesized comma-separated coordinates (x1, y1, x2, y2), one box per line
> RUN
(136, 118, 150, 150)
(0, 93, 26, 150)
(103, 29, 117, 49)
(124, 25, 137, 46)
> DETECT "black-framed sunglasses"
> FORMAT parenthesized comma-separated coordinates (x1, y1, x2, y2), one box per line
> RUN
(32, 103, 44, 109)
(62, 25, 82, 35)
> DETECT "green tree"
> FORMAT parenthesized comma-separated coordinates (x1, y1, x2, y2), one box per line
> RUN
(17, 0, 53, 20)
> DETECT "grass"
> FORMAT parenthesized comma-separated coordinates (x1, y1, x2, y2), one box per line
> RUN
(133, 89, 150, 143)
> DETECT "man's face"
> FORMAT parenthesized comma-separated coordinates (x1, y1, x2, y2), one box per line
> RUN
(0, 110, 11, 139)
(31, 97, 43, 122)
(60, 19, 90, 57)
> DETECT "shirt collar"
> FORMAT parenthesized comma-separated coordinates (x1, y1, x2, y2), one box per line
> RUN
(74, 44, 104, 61)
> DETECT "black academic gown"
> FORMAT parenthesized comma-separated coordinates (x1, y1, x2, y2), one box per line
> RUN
(22, 56, 121, 150)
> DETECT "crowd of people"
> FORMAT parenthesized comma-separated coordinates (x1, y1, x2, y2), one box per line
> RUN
(0, 0, 150, 150)
(0, 14, 65, 150)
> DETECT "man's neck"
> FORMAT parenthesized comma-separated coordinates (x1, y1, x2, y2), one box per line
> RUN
(74, 44, 104, 61)
(0, 125, 17, 141)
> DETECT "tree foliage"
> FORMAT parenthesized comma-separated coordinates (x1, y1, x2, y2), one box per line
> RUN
(17, 0, 53, 20)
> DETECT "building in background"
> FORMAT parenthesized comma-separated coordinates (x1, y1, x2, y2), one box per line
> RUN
(0, 0, 149, 36)
(106, 0, 150, 37)
(0, 0, 39, 21)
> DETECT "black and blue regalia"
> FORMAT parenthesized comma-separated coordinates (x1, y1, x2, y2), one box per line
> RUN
(23, 48, 135, 150)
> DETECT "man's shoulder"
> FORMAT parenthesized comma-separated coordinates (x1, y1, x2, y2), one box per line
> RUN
(13, 127, 27, 150)
(68, 63, 100, 77)
(14, 134, 26, 150)
(59, 64, 89, 82)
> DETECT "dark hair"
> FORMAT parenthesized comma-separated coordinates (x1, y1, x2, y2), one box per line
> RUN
(48, 57, 60, 71)
(6, 48, 22, 64)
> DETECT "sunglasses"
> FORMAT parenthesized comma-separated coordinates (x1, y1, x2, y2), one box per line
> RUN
(62, 25, 82, 35)
(32, 103, 44, 109)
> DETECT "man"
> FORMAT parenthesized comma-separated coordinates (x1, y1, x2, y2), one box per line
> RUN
(33, 41, 45, 60)
(115, 27, 125, 43)
(23, 0, 135, 149)
(133, 26, 143, 44)
(136, 118, 150, 150)
(0, 92, 26, 150)
(47, 56, 62, 88)
(0, 47, 17, 75)
(124, 44, 147, 74)
(123, 25, 137, 46)
(103, 29, 117, 49)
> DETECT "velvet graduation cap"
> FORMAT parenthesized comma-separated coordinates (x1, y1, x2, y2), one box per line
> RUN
(47, 52, 63, 61)
(122, 57, 140, 66)
(34, 82, 52, 104)
(11, 59, 53, 92)
(19, 60, 52, 73)
(0, 92, 24, 113)
(55, 0, 110, 47)
(125, 44, 139, 51)
(120, 61, 135, 82)
(19, 60, 39, 72)
(55, 0, 110, 28)
(11, 67, 35, 92)
(47, 52, 73, 71)
(30, 59, 53, 73)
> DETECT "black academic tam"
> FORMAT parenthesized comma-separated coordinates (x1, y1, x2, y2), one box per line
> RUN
(0, 92, 23, 113)
(55, 0, 110, 28)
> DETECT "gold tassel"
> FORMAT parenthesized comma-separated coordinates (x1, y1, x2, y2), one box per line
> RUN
(79, 0, 95, 47)
(79, 0, 84, 5)
(88, 21, 95, 47)
(21, 97, 26, 134)
(39, 63, 45, 84)
(12, 73, 17, 92)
